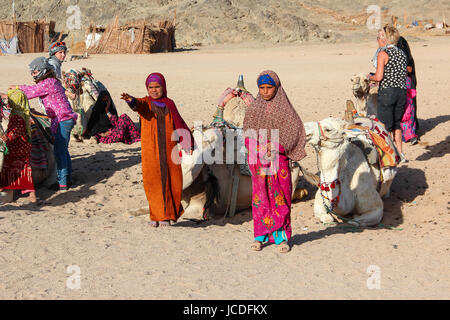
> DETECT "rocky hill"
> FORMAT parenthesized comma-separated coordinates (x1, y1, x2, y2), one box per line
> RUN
(1, 0, 448, 47)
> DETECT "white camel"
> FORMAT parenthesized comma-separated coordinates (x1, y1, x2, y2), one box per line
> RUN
(304, 116, 397, 227)
(351, 73, 378, 117)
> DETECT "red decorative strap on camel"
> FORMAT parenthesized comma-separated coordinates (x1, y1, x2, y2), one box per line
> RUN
(319, 178, 341, 207)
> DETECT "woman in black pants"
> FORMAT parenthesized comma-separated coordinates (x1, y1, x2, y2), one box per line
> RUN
(369, 25, 408, 162)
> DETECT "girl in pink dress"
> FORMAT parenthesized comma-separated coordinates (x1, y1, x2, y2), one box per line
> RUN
(243, 70, 307, 253)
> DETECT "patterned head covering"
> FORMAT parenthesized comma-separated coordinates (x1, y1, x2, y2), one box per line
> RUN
(243, 70, 306, 161)
(7, 89, 32, 139)
(28, 56, 52, 82)
(48, 41, 67, 56)
(257, 74, 277, 87)
(145, 72, 167, 98)
(144, 72, 195, 151)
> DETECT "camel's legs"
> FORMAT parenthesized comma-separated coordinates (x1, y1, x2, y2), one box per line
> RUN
(313, 190, 334, 224)
(349, 204, 383, 227)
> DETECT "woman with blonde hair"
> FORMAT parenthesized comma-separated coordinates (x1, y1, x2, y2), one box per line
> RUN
(369, 25, 408, 162)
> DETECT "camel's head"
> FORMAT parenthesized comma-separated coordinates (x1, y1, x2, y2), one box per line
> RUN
(305, 117, 347, 149)
(351, 73, 370, 98)
(62, 69, 82, 95)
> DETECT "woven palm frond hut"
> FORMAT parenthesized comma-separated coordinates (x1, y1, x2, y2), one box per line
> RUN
(88, 16, 175, 54)
(0, 19, 55, 53)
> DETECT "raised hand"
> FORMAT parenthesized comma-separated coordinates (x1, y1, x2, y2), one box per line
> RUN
(120, 93, 133, 103)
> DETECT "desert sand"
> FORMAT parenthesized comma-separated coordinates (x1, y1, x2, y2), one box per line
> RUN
(0, 36, 449, 299)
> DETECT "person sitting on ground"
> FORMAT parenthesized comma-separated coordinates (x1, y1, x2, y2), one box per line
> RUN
(0, 89, 37, 203)
(83, 91, 140, 145)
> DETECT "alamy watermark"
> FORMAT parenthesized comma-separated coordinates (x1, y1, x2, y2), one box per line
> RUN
(366, 265, 381, 290)
(66, 5, 81, 31)
(367, 5, 382, 30)
(66, 265, 81, 290)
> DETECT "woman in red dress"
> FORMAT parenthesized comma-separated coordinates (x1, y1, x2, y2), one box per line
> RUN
(0, 89, 36, 203)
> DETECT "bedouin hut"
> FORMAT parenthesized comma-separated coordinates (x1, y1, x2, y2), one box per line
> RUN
(0, 19, 55, 53)
(88, 16, 175, 54)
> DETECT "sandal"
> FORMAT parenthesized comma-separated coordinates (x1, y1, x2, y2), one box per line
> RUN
(148, 221, 159, 228)
(159, 221, 171, 227)
(278, 241, 291, 253)
(250, 241, 263, 251)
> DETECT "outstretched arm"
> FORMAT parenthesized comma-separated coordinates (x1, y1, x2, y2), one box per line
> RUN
(19, 82, 51, 100)
(121, 93, 153, 118)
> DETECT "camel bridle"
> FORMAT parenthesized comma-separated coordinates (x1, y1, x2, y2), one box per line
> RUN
(316, 121, 345, 150)
(314, 121, 358, 225)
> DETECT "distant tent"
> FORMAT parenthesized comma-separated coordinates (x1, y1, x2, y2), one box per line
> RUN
(0, 19, 55, 53)
(88, 16, 176, 54)
(0, 35, 19, 54)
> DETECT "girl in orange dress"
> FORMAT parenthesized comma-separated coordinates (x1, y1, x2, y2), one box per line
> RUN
(121, 73, 194, 227)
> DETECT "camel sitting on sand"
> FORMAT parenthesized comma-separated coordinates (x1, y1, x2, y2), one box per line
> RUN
(129, 77, 310, 220)
(304, 112, 398, 227)
(130, 119, 309, 220)
(350, 73, 378, 117)
(62, 68, 104, 143)
(131, 126, 308, 220)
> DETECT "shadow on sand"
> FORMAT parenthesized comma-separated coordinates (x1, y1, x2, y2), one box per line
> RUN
(418, 114, 450, 138)
(416, 135, 450, 161)
(2, 146, 142, 212)
(176, 165, 428, 246)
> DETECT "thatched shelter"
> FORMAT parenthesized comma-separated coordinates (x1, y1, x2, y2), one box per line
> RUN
(0, 19, 55, 53)
(88, 16, 175, 54)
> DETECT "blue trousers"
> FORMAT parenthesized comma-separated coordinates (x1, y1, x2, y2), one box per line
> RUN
(53, 119, 75, 187)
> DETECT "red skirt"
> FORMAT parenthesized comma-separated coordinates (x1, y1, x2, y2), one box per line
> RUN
(0, 115, 35, 190)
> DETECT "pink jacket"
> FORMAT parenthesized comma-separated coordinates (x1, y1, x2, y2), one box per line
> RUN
(20, 78, 78, 134)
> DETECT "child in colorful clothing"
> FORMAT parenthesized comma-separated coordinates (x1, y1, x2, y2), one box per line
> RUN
(243, 70, 307, 253)
(0, 90, 36, 203)
(12, 57, 78, 191)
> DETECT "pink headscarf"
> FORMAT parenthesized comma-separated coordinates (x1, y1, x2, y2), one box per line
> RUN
(243, 70, 306, 161)
(145, 72, 194, 151)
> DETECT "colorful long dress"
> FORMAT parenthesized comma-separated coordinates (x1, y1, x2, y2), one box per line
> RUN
(243, 70, 307, 245)
(131, 97, 184, 222)
(400, 76, 418, 142)
(246, 139, 292, 244)
(96, 114, 140, 145)
(0, 115, 34, 190)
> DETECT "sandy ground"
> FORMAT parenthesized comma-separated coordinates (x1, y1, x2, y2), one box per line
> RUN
(0, 36, 449, 300)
